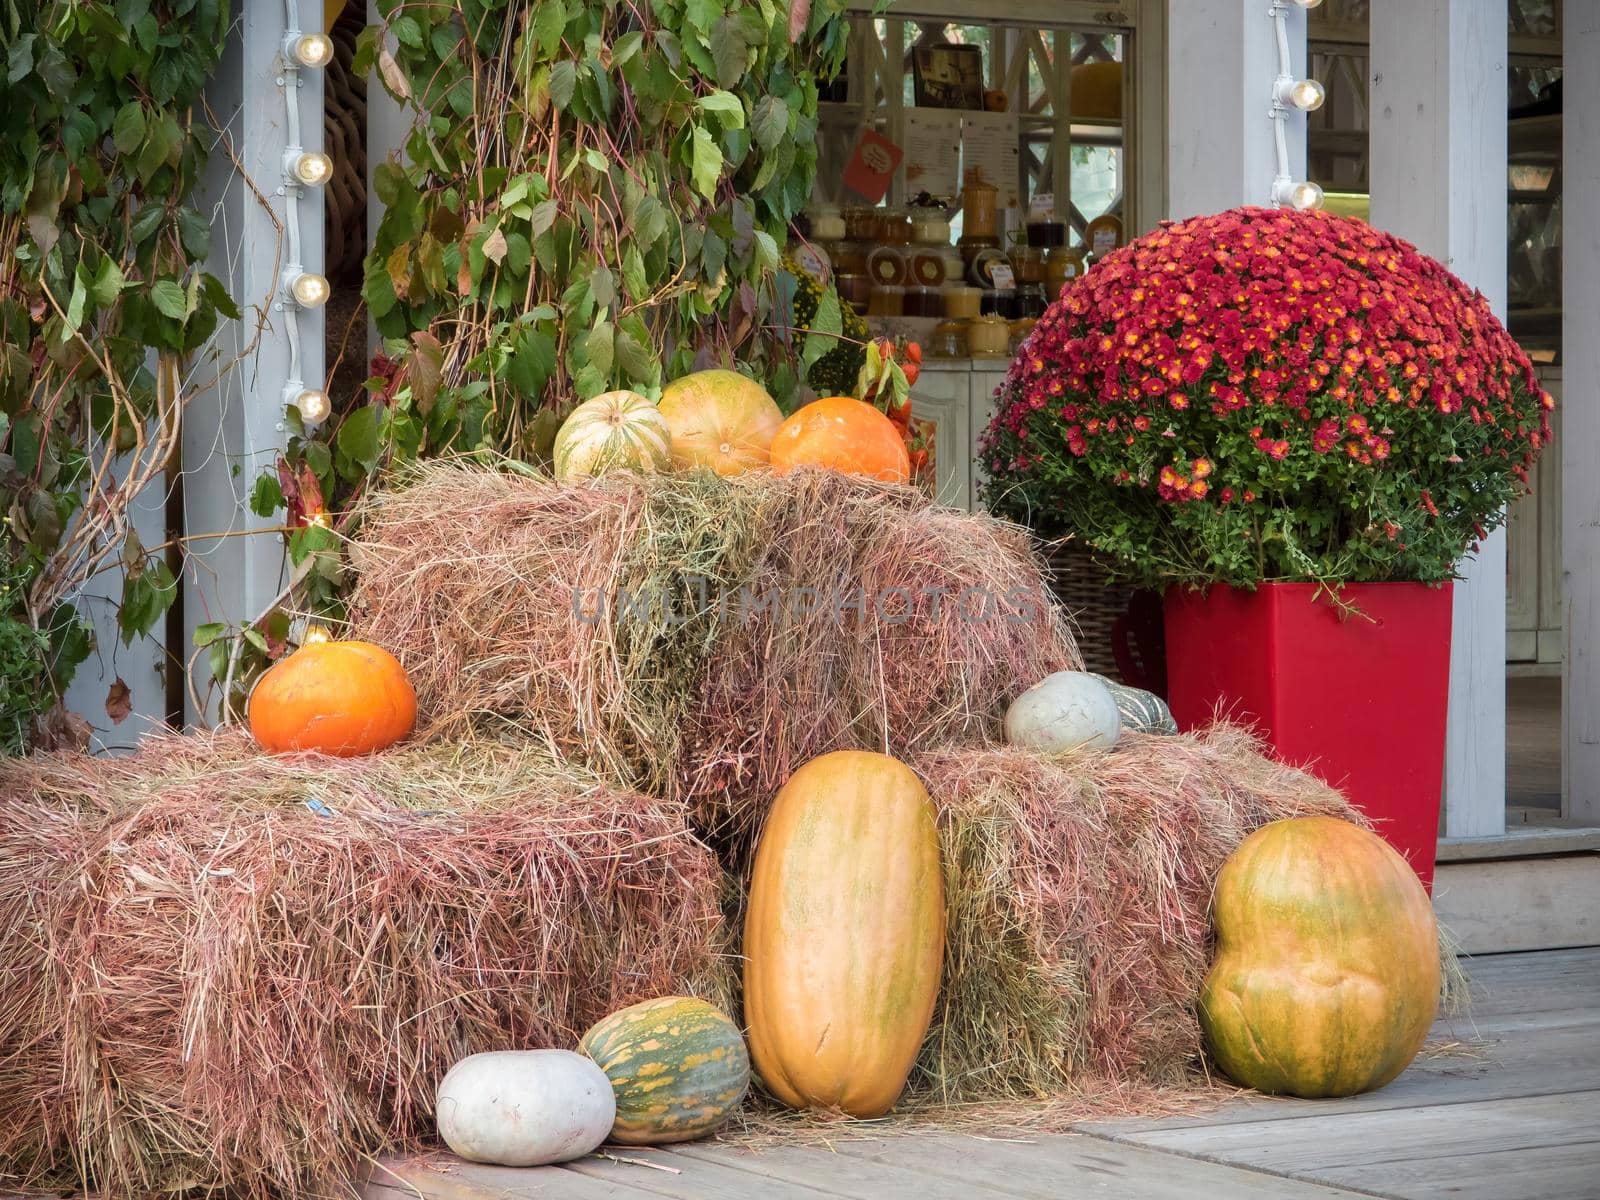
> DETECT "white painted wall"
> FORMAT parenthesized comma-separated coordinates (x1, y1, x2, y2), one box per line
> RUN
(1563, 6, 1600, 822)
(185, 1, 325, 722)
(1166, 0, 1307, 219)
(1370, 0, 1508, 839)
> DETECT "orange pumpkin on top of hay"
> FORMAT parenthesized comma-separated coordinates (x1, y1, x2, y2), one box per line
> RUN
(249, 639, 417, 756)
(769, 395, 911, 483)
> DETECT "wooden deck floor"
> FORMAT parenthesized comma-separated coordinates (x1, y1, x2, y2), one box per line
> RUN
(365, 948, 1600, 1200)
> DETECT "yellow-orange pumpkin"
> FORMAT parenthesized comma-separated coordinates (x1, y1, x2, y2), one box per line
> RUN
(1200, 815, 1439, 1098)
(249, 640, 417, 756)
(657, 370, 784, 476)
(769, 396, 910, 483)
(743, 750, 944, 1117)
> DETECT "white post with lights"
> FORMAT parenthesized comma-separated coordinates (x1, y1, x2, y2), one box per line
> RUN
(186, 0, 329, 720)
(1166, 0, 1317, 220)
(1371, 1, 1508, 840)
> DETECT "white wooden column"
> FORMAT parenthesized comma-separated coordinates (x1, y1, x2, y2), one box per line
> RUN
(1166, 0, 1307, 219)
(367, 0, 409, 352)
(187, 1, 325, 721)
(1370, 2, 1507, 839)
(1563, 6, 1600, 822)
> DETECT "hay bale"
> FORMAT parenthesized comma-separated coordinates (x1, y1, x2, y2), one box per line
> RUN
(910, 725, 1364, 1102)
(351, 463, 1079, 846)
(0, 732, 726, 1199)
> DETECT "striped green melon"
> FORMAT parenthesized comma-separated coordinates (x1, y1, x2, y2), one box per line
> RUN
(1091, 674, 1178, 735)
(552, 390, 671, 481)
(578, 996, 750, 1145)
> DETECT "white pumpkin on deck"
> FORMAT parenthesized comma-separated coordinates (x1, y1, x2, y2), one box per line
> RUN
(1004, 670, 1122, 754)
(552, 390, 672, 482)
(435, 1049, 615, 1166)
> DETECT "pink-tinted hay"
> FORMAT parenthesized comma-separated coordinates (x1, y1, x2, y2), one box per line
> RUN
(910, 726, 1367, 1100)
(0, 732, 725, 1199)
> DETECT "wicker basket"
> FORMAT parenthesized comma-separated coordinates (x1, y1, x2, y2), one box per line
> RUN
(1042, 539, 1168, 695)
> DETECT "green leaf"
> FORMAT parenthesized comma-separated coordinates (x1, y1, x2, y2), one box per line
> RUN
(118, 560, 176, 645)
(615, 323, 654, 381)
(192, 621, 227, 648)
(800, 286, 842, 372)
(697, 90, 745, 127)
(249, 473, 283, 517)
(690, 125, 723, 200)
(112, 101, 146, 155)
(338, 404, 384, 472)
(6, 33, 35, 83)
(391, 14, 424, 47)
(532, 0, 566, 56)
(611, 30, 644, 67)
(710, 14, 750, 87)
(753, 230, 780, 273)
(91, 257, 125, 307)
(201, 273, 241, 321)
(149, 280, 188, 320)
(177, 207, 211, 258)
(529, 198, 559, 237)
(549, 60, 577, 110)
(585, 320, 615, 377)
(752, 95, 788, 151)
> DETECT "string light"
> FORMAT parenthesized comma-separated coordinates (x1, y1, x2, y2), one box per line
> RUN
(287, 270, 331, 308)
(287, 150, 333, 186)
(1273, 179, 1325, 211)
(286, 32, 334, 68)
(278, 0, 332, 430)
(1274, 77, 1326, 112)
(1267, 1, 1325, 210)
(292, 388, 332, 423)
(302, 624, 332, 645)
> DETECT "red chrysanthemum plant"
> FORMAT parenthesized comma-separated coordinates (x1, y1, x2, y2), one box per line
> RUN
(980, 206, 1554, 589)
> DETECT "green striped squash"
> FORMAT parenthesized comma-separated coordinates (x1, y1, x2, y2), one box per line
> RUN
(552, 390, 672, 482)
(578, 996, 750, 1144)
(1091, 674, 1178, 734)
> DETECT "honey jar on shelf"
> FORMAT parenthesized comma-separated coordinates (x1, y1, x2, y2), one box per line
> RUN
(966, 315, 1012, 356)
(930, 319, 968, 358)
(867, 284, 905, 317)
(1046, 245, 1086, 290)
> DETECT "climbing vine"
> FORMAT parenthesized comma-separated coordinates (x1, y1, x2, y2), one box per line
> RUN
(232, 0, 857, 697)
(0, 0, 236, 749)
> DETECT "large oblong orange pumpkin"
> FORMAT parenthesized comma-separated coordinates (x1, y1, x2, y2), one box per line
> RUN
(1200, 815, 1439, 1098)
(657, 369, 784, 476)
(768, 396, 910, 483)
(249, 640, 417, 756)
(743, 750, 944, 1118)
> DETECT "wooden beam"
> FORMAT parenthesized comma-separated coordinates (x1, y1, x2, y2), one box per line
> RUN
(1165, 0, 1308, 219)
(187, 0, 325, 722)
(1369, 1, 1508, 840)
(367, 0, 408, 354)
(1564, 5, 1600, 822)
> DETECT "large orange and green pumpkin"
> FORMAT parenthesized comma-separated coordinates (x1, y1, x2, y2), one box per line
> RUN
(743, 750, 944, 1118)
(578, 996, 750, 1144)
(768, 396, 911, 483)
(1200, 815, 1439, 1098)
(249, 640, 417, 756)
(656, 370, 784, 476)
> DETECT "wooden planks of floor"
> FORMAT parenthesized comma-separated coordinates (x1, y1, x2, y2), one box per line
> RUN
(364, 947, 1600, 1200)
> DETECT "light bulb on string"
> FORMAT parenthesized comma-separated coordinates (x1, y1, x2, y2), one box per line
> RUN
(294, 389, 332, 423)
(1274, 77, 1326, 112)
(1273, 179, 1325, 211)
(287, 151, 333, 187)
(302, 624, 331, 646)
(286, 32, 334, 68)
(1289, 0, 1323, 8)
(288, 271, 331, 308)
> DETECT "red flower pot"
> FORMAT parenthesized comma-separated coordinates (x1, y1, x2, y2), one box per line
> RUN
(1163, 582, 1453, 891)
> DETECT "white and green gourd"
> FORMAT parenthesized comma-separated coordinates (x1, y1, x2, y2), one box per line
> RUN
(1091, 674, 1178, 735)
(552, 390, 672, 482)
